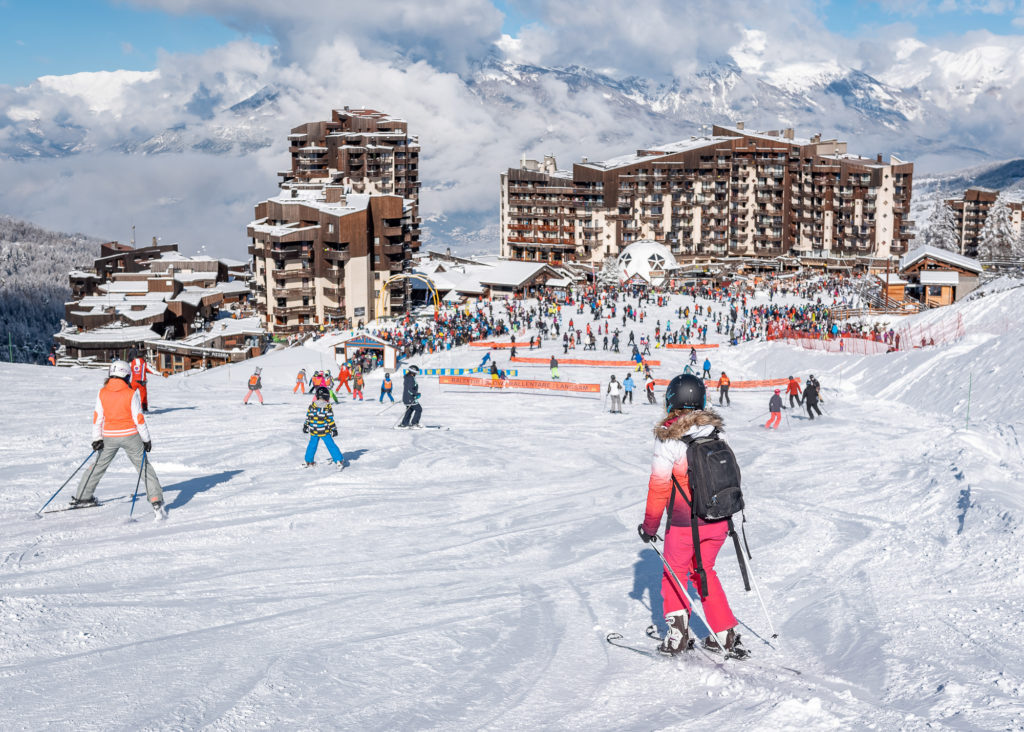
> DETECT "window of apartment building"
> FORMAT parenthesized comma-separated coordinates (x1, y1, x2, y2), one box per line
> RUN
(303, 297, 310, 306)
(277, 298, 286, 307)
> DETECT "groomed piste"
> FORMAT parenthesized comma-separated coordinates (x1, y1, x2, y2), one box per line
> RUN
(2, 278, 1023, 729)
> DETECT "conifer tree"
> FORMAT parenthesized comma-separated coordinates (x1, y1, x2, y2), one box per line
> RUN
(978, 195, 1014, 262)
(925, 199, 959, 253)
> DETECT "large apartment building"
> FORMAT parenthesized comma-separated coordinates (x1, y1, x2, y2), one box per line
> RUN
(249, 108, 421, 334)
(945, 187, 1023, 257)
(500, 124, 914, 266)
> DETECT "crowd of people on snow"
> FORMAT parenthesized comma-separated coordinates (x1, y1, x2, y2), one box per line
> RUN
(63, 268, 881, 666)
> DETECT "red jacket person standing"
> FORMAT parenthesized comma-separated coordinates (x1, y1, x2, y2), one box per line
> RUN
(127, 347, 159, 412)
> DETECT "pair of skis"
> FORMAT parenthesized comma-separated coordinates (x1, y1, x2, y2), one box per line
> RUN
(605, 625, 748, 663)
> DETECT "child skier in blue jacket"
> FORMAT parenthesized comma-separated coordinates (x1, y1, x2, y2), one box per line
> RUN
(303, 386, 345, 467)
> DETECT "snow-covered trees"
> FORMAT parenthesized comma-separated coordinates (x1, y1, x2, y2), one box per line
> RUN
(925, 199, 960, 253)
(597, 257, 620, 288)
(0, 216, 99, 364)
(978, 195, 1015, 261)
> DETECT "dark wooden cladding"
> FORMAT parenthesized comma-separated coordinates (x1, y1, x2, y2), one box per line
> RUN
(251, 107, 420, 335)
(502, 126, 915, 266)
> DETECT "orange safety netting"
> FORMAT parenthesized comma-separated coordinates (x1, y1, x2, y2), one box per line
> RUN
(468, 341, 533, 348)
(439, 375, 601, 393)
(511, 357, 661, 367)
(767, 312, 964, 355)
(653, 377, 793, 389)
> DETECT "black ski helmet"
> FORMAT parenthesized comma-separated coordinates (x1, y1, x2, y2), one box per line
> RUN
(665, 373, 706, 413)
(407, 365, 420, 374)
(315, 386, 331, 400)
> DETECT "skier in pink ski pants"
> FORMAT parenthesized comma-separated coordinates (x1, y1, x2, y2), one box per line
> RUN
(637, 373, 746, 657)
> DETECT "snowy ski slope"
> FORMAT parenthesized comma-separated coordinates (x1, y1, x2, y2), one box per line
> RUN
(1, 283, 1023, 730)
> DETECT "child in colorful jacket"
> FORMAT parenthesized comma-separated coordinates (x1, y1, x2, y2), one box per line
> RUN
(302, 386, 345, 467)
(380, 373, 395, 402)
(352, 371, 365, 401)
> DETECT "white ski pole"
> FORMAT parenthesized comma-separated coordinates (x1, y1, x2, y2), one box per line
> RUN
(745, 558, 779, 644)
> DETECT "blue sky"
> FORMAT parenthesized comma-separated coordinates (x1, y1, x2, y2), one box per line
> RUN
(0, 0, 265, 85)
(2, 0, 1023, 86)
(821, 0, 1024, 38)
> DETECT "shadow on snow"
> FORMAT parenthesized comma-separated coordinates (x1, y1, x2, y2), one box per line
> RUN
(165, 470, 244, 510)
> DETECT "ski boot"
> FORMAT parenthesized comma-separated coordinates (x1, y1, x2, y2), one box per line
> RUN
(151, 499, 168, 521)
(658, 610, 692, 656)
(703, 627, 749, 658)
(69, 496, 99, 509)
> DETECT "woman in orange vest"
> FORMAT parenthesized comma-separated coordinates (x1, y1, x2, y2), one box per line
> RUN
(71, 360, 165, 518)
(717, 371, 731, 406)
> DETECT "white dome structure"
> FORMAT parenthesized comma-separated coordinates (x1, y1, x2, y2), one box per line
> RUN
(616, 240, 678, 285)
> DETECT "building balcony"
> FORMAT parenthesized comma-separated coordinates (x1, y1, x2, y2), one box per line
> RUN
(274, 267, 313, 279)
(276, 305, 316, 316)
(276, 285, 315, 297)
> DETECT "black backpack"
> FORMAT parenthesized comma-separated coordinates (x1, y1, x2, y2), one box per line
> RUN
(668, 427, 752, 599)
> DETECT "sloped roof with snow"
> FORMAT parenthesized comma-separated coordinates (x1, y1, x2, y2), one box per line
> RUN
(578, 137, 731, 171)
(899, 244, 983, 275)
(475, 261, 554, 287)
(58, 325, 160, 344)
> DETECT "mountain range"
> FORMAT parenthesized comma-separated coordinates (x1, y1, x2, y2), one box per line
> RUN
(3, 45, 1024, 253)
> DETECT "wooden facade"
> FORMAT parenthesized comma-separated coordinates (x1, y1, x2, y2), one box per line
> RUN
(501, 125, 913, 267)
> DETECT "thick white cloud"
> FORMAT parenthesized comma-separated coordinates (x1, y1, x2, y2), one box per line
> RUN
(1, 0, 1024, 256)
(126, 0, 505, 73)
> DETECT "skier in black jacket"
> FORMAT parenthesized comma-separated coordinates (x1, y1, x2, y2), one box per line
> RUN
(399, 365, 422, 428)
(803, 381, 823, 420)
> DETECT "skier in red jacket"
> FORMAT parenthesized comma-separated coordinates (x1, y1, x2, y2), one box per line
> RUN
(127, 348, 161, 412)
(786, 376, 802, 408)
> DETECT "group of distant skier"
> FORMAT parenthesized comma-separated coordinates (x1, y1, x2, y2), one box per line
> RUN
(765, 374, 824, 429)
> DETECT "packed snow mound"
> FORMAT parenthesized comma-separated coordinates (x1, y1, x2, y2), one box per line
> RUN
(2, 286, 1023, 728)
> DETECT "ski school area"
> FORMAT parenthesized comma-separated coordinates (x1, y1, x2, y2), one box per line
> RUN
(2, 278, 1023, 729)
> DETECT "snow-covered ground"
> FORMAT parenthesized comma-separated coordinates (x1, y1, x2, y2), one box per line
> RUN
(2, 284, 1023, 730)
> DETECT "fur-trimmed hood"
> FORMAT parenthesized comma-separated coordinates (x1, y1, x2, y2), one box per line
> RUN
(653, 409, 724, 441)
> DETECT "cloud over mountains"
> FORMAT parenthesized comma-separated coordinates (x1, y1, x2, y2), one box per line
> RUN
(2, 0, 1024, 255)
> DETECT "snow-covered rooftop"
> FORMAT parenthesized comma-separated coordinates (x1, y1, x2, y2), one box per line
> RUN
(173, 272, 217, 284)
(99, 281, 150, 294)
(149, 316, 264, 349)
(579, 137, 730, 171)
(57, 324, 159, 344)
(899, 244, 984, 275)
